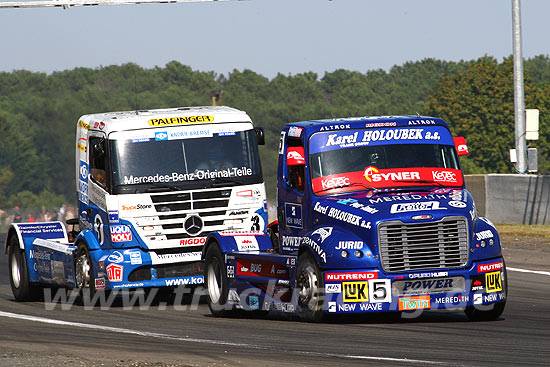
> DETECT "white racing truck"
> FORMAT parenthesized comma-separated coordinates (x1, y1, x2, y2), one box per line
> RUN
(6, 106, 267, 302)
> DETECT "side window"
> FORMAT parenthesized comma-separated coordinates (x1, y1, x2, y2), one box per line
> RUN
(89, 136, 108, 190)
(286, 137, 305, 192)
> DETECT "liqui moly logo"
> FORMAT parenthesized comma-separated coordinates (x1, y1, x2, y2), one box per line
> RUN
(477, 261, 503, 273)
(110, 225, 132, 242)
(106, 263, 123, 282)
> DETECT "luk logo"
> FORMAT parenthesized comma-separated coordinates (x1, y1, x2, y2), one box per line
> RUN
(155, 131, 168, 141)
(398, 295, 431, 311)
(485, 271, 502, 293)
(343, 281, 368, 302)
(106, 263, 123, 282)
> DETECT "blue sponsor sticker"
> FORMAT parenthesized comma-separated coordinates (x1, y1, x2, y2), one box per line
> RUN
(129, 251, 142, 265)
(108, 210, 119, 223)
(79, 160, 89, 181)
(309, 126, 454, 154)
(155, 131, 168, 141)
(218, 131, 236, 136)
(18, 222, 65, 240)
(78, 191, 89, 205)
(131, 138, 150, 143)
(285, 203, 303, 229)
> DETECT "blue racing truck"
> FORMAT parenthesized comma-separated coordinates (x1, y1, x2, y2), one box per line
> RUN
(6, 106, 267, 302)
(203, 116, 506, 321)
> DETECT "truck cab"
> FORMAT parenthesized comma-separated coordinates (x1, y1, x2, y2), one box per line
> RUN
(7, 106, 267, 301)
(203, 116, 506, 322)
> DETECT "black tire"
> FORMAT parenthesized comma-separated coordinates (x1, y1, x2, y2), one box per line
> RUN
(465, 261, 508, 321)
(296, 252, 325, 322)
(204, 244, 234, 317)
(8, 237, 41, 301)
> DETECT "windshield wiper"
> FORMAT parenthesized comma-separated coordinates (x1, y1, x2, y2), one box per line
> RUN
(314, 181, 375, 195)
(211, 177, 242, 187)
(393, 179, 445, 187)
(144, 182, 184, 192)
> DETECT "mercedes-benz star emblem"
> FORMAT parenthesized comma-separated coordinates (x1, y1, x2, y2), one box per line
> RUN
(184, 215, 203, 236)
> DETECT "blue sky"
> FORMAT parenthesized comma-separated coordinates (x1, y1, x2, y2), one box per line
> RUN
(1, 0, 549, 78)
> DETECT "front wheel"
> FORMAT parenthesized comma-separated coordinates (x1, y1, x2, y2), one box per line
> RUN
(204, 244, 234, 317)
(465, 261, 507, 321)
(8, 237, 41, 301)
(75, 243, 108, 306)
(296, 252, 325, 322)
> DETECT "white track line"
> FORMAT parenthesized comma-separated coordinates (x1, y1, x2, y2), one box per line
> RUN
(507, 267, 550, 276)
(0, 310, 459, 366)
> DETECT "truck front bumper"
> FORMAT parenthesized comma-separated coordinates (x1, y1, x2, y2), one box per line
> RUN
(322, 257, 506, 314)
(91, 248, 204, 290)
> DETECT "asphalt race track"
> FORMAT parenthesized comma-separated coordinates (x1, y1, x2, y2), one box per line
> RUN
(0, 242, 548, 367)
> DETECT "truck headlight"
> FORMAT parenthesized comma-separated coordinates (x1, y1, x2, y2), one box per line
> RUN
(340, 250, 350, 258)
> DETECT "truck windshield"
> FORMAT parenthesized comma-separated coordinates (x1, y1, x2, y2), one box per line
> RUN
(109, 124, 262, 193)
(309, 126, 462, 194)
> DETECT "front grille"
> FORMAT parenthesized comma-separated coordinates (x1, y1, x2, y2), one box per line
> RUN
(134, 188, 254, 248)
(128, 267, 152, 282)
(156, 261, 202, 279)
(378, 216, 468, 272)
(127, 262, 202, 281)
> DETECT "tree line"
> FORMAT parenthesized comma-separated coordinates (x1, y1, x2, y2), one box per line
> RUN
(0, 55, 549, 208)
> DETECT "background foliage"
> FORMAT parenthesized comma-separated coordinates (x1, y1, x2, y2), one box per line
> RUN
(1, 56, 549, 206)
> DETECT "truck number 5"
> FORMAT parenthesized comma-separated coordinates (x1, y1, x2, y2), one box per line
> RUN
(369, 279, 391, 303)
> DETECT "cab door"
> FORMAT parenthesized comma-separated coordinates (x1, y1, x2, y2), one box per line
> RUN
(277, 130, 309, 255)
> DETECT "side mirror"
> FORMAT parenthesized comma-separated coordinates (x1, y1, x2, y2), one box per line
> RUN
(286, 147, 306, 165)
(454, 137, 469, 156)
(254, 127, 265, 145)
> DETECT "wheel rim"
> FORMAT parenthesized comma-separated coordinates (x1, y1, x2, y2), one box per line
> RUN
(10, 251, 21, 289)
(75, 253, 90, 289)
(207, 258, 222, 303)
(297, 264, 319, 307)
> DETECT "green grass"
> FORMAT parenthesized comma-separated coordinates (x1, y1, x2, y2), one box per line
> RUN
(496, 224, 550, 240)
